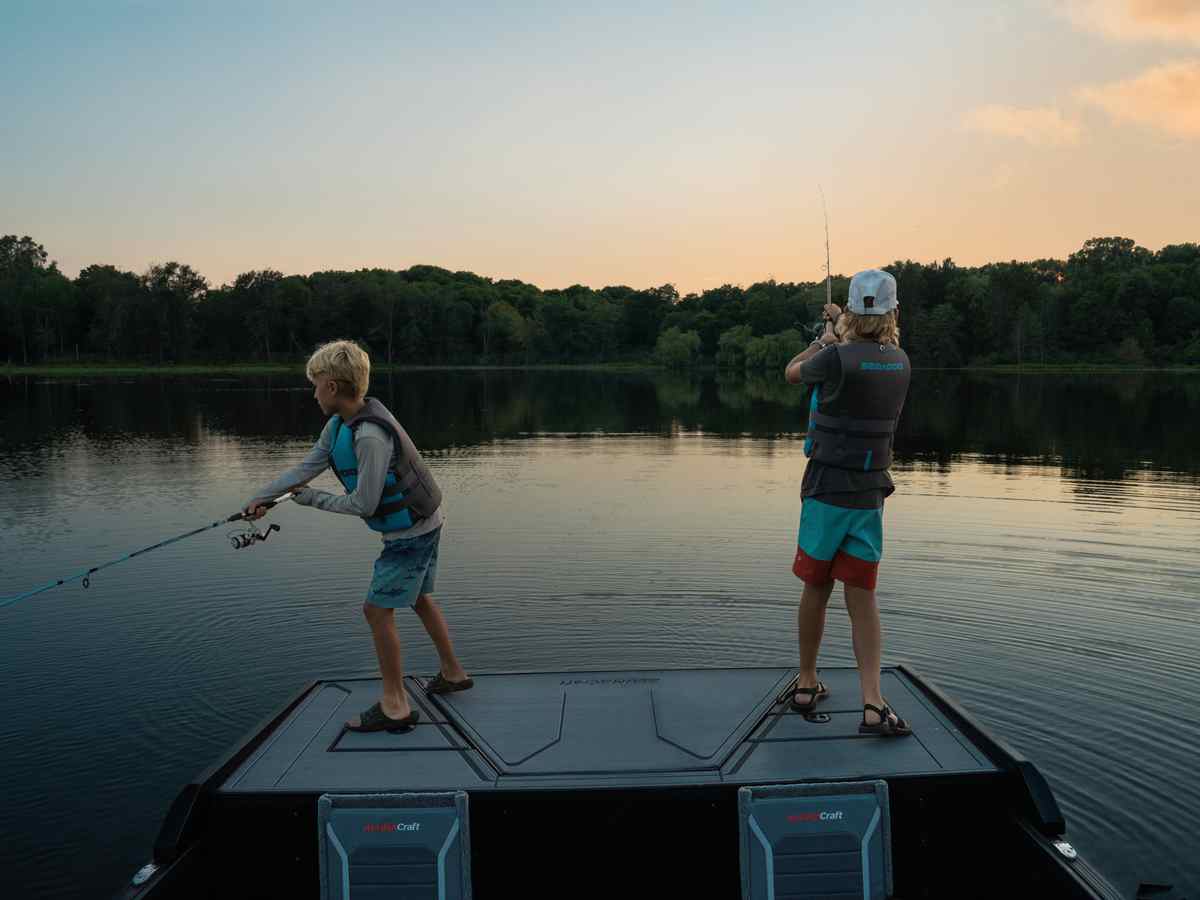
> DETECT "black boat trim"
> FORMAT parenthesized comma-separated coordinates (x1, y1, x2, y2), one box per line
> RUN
(898, 664, 1066, 836)
(1013, 814, 1125, 900)
(153, 679, 321, 864)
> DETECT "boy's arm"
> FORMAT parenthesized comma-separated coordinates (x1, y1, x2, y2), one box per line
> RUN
(295, 423, 391, 517)
(785, 338, 839, 385)
(785, 316, 839, 384)
(244, 419, 336, 509)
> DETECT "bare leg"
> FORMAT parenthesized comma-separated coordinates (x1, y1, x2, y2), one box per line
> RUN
(796, 580, 835, 691)
(843, 584, 896, 726)
(348, 602, 412, 724)
(413, 593, 469, 682)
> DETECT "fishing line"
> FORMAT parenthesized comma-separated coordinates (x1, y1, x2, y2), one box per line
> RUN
(0, 492, 294, 610)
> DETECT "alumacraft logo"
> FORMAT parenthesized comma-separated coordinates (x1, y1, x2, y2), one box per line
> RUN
(559, 677, 661, 686)
(363, 822, 421, 833)
(787, 810, 845, 823)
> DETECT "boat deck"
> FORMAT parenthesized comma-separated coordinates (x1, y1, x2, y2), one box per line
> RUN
(219, 666, 998, 795)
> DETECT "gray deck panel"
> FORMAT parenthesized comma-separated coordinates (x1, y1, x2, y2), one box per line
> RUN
(494, 771, 734, 790)
(726, 731, 951, 783)
(224, 679, 478, 793)
(433, 668, 793, 776)
(333, 724, 468, 752)
(880, 671, 991, 769)
(736, 669, 997, 781)
(650, 670, 794, 759)
(218, 667, 997, 795)
(272, 749, 492, 793)
(225, 682, 352, 791)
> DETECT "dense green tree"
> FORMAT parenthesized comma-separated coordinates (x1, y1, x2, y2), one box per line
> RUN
(716, 324, 753, 369)
(1166, 296, 1200, 340)
(141, 262, 206, 363)
(911, 304, 965, 368)
(78, 264, 144, 359)
(483, 301, 528, 359)
(744, 329, 806, 371)
(3, 233, 1198, 368)
(0, 236, 52, 364)
(654, 327, 701, 368)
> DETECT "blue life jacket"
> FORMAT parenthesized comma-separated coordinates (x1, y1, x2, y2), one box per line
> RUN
(804, 342, 911, 471)
(328, 398, 443, 533)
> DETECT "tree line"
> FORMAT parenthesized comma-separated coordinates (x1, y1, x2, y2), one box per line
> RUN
(2, 234, 1198, 369)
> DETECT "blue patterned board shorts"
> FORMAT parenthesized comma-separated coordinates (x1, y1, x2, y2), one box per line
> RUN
(367, 527, 441, 609)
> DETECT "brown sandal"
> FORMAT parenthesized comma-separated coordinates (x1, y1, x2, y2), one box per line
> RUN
(789, 680, 830, 713)
(426, 674, 474, 695)
(345, 702, 420, 733)
(858, 702, 912, 737)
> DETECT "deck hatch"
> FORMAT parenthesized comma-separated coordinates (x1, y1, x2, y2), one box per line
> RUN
(432, 668, 795, 776)
(738, 780, 892, 900)
(318, 791, 471, 900)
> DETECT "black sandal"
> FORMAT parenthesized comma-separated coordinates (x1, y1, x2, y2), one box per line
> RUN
(858, 702, 912, 737)
(345, 702, 420, 733)
(789, 680, 830, 713)
(426, 674, 474, 695)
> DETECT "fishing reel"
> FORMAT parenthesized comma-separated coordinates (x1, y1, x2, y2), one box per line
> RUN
(229, 522, 280, 550)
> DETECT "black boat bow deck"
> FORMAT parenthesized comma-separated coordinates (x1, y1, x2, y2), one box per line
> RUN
(221, 667, 996, 794)
(121, 666, 1125, 900)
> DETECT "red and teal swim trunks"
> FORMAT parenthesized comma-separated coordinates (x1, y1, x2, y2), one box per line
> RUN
(793, 498, 884, 590)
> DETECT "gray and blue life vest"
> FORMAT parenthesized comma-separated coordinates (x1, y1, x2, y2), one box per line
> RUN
(329, 398, 443, 533)
(804, 342, 911, 471)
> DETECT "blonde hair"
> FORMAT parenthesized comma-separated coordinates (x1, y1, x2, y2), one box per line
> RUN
(838, 310, 900, 346)
(306, 340, 370, 399)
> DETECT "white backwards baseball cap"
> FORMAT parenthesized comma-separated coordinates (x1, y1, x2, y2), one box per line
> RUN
(847, 269, 898, 316)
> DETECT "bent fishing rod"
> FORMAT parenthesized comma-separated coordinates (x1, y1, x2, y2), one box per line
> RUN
(0, 491, 295, 611)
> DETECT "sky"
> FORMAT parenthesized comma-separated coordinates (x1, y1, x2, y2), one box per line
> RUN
(3, 0, 1198, 295)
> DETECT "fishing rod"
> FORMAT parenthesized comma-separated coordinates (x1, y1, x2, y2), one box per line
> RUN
(798, 187, 837, 341)
(820, 185, 833, 314)
(0, 491, 295, 611)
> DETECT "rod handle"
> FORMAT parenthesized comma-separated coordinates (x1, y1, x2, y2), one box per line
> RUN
(229, 491, 295, 522)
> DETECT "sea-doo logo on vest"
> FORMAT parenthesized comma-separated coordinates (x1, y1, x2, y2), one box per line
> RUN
(787, 811, 845, 823)
(363, 822, 421, 833)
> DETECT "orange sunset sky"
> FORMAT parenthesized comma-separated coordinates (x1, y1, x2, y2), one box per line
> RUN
(4, 1, 1198, 294)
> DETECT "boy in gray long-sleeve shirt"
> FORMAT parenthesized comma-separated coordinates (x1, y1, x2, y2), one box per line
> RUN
(252, 417, 444, 537)
(245, 340, 471, 733)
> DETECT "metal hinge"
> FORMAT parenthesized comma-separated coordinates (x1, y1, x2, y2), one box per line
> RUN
(1052, 840, 1078, 861)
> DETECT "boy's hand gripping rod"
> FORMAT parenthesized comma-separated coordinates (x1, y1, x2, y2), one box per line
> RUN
(0, 492, 295, 610)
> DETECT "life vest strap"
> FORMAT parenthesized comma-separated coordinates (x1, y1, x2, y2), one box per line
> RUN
(812, 423, 893, 439)
(810, 411, 896, 433)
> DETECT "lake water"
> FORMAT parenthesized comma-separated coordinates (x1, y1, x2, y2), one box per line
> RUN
(1, 369, 1198, 898)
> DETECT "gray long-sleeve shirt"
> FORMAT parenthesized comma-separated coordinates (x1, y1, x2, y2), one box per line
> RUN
(249, 418, 444, 540)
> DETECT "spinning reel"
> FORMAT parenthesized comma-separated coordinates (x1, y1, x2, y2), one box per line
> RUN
(229, 522, 281, 550)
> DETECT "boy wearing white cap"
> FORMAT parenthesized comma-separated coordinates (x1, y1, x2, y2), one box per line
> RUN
(783, 269, 913, 736)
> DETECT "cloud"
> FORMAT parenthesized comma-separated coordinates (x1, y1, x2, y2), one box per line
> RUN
(1057, 0, 1200, 44)
(1078, 59, 1200, 137)
(963, 105, 1083, 146)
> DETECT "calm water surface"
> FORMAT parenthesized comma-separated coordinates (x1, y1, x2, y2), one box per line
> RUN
(1, 370, 1198, 898)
